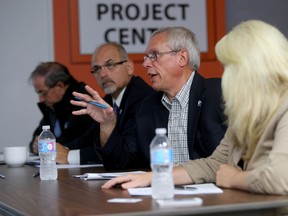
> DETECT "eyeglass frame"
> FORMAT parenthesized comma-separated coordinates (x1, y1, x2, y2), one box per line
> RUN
(91, 60, 127, 76)
(36, 84, 58, 97)
(143, 50, 180, 62)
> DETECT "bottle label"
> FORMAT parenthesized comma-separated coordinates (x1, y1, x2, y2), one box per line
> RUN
(151, 149, 173, 164)
(38, 140, 56, 152)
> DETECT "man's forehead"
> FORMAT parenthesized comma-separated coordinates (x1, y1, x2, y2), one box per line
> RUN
(93, 47, 121, 63)
(32, 75, 45, 86)
(145, 33, 168, 52)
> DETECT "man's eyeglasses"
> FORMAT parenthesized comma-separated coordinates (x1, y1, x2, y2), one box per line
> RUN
(37, 87, 54, 97)
(91, 60, 127, 75)
(143, 50, 180, 62)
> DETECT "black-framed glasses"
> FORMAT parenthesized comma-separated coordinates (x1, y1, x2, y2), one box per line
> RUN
(91, 60, 127, 75)
(143, 50, 180, 62)
(36, 82, 59, 97)
(36, 86, 54, 97)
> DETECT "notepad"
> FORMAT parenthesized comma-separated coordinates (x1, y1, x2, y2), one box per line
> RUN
(128, 183, 223, 196)
(74, 171, 146, 180)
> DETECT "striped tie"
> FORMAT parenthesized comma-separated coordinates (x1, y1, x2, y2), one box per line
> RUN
(113, 103, 120, 117)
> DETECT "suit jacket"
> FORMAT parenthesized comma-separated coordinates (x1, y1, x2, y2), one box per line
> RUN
(64, 122, 101, 164)
(98, 72, 227, 169)
(182, 94, 288, 195)
(29, 79, 94, 153)
(74, 76, 155, 164)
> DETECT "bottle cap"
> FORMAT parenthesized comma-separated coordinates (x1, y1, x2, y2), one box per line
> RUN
(42, 125, 50, 130)
(155, 128, 167, 135)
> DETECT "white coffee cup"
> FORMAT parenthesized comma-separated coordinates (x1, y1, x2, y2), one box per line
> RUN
(4, 146, 28, 167)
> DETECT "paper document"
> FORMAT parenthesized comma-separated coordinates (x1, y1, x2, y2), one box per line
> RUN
(0, 153, 4, 164)
(25, 155, 40, 166)
(1, 153, 102, 169)
(26, 155, 103, 169)
(128, 183, 223, 196)
(55, 164, 103, 169)
(74, 171, 146, 180)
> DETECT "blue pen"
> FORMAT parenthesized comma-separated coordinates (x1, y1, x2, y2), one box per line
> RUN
(74, 97, 108, 109)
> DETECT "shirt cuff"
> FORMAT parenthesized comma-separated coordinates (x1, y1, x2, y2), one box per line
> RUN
(67, 149, 80, 164)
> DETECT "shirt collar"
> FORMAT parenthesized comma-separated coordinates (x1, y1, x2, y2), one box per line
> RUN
(113, 87, 126, 107)
(161, 71, 195, 110)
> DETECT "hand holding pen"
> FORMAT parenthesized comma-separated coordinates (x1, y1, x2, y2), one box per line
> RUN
(70, 85, 115, 123)
(74, 97, 108, 109)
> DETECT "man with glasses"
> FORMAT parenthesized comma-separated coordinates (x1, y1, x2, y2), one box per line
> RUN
(73, 26, 227, 169)
(56, 42, 155, 165)
(29, 62, 94, 154)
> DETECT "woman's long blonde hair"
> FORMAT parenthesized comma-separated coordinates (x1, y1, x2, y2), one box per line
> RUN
(215, 20, 288, 160)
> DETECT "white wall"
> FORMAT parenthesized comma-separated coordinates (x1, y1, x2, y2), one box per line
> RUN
(0, 0, 53, 151)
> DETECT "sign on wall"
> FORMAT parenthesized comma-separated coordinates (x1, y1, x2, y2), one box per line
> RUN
(68, 0, 223, 63)
(53, 0, 225, 91)
(78, 0, 208, 54)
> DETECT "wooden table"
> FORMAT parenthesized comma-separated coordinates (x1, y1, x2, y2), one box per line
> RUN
(0, 165, 288, 216)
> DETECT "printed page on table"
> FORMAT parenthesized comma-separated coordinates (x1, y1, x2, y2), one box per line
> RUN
(26, 154, 103, 169)
(74, 171, 146, 180)
(0, 153, 4, 164)
(128, 183, 223, 195)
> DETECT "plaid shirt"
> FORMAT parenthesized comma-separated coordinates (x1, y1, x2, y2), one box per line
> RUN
(161, 73, 194, 165)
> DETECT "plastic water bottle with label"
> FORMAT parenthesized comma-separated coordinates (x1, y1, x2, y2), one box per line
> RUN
(38, 125, 58, 180)
(150, 128, 174, 199)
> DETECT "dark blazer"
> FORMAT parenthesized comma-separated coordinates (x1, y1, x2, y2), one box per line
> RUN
(73, 76, 155, 164)
(29, 79, 94, 153)
(64, 122, 100, 164)
(98, 72, 227, 169)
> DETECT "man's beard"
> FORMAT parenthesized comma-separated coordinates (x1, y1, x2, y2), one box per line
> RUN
(103, 86, 117, 95)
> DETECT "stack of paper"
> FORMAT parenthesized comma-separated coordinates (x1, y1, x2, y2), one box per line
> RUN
(128, 183, 223, 195)
(74, 171, 146, 180)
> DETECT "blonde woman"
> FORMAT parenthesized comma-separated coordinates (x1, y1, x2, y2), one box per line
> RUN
(102, 20, 288, 195)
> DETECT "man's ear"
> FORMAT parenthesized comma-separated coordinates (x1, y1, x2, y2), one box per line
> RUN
(126, 59, 134, 76)
(178, 50, 189, 67)
(55, 81, 66, 89)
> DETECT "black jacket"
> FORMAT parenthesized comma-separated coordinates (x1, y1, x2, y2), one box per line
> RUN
(67, 76, 155, 164)
(29, 79, 94, 153)
(95, 76, 156, 168)
(97, 72, 227, 169)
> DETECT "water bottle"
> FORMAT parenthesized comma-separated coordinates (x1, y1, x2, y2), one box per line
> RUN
(150, 128, 174, 199)
(38, 125, 58, 180)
